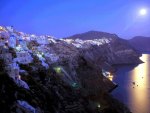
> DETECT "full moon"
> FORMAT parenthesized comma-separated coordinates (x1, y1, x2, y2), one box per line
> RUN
(139, 8, 147, 16)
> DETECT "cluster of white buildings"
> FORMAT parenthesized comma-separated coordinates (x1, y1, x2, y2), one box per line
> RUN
(15, 52, 33, 64)
(0, 26, 113, 85)
(0, 26, 112, 70)
(63, 38, 112, 48)
(0, 47, 30, 90)
(0, 26, 60, 65)
(0, 26, 63, 113)
(0, 26, 115, 112)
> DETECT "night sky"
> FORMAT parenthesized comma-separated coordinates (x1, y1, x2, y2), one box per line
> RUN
(0, 0, 150, 39)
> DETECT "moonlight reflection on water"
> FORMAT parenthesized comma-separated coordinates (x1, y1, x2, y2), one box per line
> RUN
(112, 54, 150, 113)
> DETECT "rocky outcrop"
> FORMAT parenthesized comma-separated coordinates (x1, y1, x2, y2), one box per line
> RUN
(0, 54, 131, 113)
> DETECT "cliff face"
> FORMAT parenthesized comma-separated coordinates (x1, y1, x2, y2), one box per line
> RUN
(67, 31, 142, 65)
(0, 58, 130, 113)
(0, 26, 136, 113)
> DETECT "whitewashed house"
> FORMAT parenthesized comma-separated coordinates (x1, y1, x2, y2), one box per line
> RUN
(23, 36, 31, 41)
(30, 34, 37, 41)
(18, 37, 28, 50)
(48, 38, 57, 44)
(75, 39, 84, 44)
(6, 26, 14, 32)
(72, 43, 82, 48)
(8, 35, 17, 48)
(15, 44, 26, 52)
(16, 51, 33, 64)
(5, 60, 30, 89)
(63, 39, 74, 44)
(37, 36, 49, 45)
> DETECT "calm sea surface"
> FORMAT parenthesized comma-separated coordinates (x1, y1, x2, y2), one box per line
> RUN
(112, 54, 150, 113)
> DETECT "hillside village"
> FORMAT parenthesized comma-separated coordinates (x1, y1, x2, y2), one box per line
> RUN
(0, 26, 114, 85)
(0, 26, 140, 113)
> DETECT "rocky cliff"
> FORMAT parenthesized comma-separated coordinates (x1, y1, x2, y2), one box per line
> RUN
(67, 31, 142, 65)
(0, 26, 136, 113)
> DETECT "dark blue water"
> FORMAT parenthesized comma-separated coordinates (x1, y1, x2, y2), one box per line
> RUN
(112, 54, 150, 113)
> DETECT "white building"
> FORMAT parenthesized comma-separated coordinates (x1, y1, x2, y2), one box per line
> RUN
(72, 43, 82, 48)
(18, 37, 28, 50)
(63, 39, 74, 44)
(48, 38, 57, 44)
(16, 51, 33, 64)
(23, 36, 31, 41)
(36, 36, 49, 45)
(6, 26, 14, 32)
(8, 35, 17, 48)
(75, 39, 84, 44)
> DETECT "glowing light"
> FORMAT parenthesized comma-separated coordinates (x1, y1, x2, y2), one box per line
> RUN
(22, 37, 25, 40)
(97, 104, 101, 108)
(0, 26, 5, 31)
(4, 45, 7, 48)
(16, 45, 22, 51)
(37, 53, 42, 58)
(36, 52, 44, 58)
(18, 75, 21, 80)
(54, 67, 61, 74)
(72, 82, 78, 88)
(102, 70, 114, 81)
(0, 26, 3, 30)
(31, 34, 35, 37)
(139, 8, 147, 16)
(107, 74, 113, 81)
